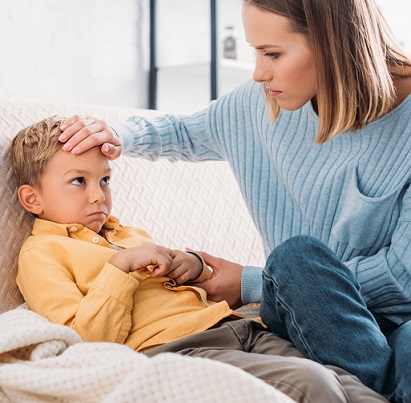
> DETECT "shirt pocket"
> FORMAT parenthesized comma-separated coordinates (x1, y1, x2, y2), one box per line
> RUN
(331, 167, 401, 250)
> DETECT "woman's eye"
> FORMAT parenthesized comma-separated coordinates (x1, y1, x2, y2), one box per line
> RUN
(265, 52, 280, 59)
(71, 177, 85, 185)
(101, 176, 110, 185)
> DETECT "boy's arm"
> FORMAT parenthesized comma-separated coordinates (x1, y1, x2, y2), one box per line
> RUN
(17, 246, 139, 344)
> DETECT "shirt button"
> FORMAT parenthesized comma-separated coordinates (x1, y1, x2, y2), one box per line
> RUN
(69, 226, 78, 233)
(92, 236, 100, 244)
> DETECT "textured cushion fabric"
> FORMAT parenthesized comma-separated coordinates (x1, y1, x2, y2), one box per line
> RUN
(0, 308, 295, 402)
(0, 97, 264, 314)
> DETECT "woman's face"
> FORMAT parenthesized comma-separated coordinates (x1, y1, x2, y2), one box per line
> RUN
(242, 4, 317, 111)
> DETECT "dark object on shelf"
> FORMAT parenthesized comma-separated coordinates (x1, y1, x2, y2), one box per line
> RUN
(223, 26, 237, 60)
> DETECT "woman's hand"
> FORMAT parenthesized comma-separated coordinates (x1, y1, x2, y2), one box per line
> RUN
(59, 115, 122, 159)
(192, 252, 243, 310)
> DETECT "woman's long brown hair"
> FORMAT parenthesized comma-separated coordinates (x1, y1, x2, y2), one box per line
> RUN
(244, 0, 411, 143)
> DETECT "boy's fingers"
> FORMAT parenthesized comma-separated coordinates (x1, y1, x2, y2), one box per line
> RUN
(158, 246, 173, 257)
(151, 267, 163, 277)
(151, 259, 172, 277)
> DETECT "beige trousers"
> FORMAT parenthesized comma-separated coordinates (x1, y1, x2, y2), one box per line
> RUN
(145, 319, 387, 403)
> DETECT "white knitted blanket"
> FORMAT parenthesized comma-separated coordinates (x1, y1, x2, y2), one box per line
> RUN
(0, 308, 294, 403)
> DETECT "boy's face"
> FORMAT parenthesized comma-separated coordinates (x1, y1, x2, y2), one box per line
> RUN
(34, 147, 113, 233)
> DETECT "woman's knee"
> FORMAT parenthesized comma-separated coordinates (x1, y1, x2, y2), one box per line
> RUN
(264, 235, 322, 281)
(264, 235, 354, 285)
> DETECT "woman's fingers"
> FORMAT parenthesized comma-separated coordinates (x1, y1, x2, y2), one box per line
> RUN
(58, 115, 122, 158)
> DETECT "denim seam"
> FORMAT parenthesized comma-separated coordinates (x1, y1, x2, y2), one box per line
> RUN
(262, 272, 323, 363)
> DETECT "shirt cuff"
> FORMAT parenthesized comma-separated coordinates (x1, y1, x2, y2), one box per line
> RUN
(93, 263, 139, 308)
(186, 251, 213, 283)
(241, 265, 263, 304)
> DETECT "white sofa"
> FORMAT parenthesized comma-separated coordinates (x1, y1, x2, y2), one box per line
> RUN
(0, 97, 295, 402)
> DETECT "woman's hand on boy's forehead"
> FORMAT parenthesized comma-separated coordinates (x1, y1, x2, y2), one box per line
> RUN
(58, 115, 122, 160)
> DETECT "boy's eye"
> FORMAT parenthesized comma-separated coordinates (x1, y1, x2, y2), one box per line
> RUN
(101, 176, 110, 185)
(71, 177, 85, 185)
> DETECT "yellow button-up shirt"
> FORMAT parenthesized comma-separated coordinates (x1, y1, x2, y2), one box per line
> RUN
(17, 217, 240, 351)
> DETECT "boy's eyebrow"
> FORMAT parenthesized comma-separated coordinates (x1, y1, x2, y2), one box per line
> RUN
(63, 168, 112, 176)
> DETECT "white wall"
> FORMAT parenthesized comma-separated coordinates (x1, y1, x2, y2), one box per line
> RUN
(156, 1, 411, 115)
(378, 0, 411, 55)
(0, 0, 149, 108)
(0, 1, 409, 111)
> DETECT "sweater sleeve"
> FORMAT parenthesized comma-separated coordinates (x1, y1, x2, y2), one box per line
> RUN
(110, 108, 225, 162)
(241, 265, 263, 304)
(110, 80, 259, 163)
(17, 246, 139, 344)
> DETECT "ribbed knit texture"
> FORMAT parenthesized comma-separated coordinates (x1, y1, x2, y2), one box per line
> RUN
(112, 80, 411, 325)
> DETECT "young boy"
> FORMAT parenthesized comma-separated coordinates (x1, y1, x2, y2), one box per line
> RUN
(9, 117, 387, 403)
(10, 116, 222, 351)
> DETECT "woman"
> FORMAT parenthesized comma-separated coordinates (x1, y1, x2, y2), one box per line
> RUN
(59, 0, 411, 401)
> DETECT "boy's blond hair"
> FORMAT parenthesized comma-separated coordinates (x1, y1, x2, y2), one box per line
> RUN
(10, 116, 66, 188)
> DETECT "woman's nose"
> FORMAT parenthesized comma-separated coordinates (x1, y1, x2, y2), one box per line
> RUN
(253, 56, 271, 83)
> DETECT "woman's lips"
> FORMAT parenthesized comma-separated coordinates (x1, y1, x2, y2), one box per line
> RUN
(268, 89, 283, 97)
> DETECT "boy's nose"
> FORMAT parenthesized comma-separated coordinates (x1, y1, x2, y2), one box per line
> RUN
(90, 187, 105, 203)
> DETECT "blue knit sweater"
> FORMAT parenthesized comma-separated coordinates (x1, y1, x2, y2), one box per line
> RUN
(112, 80, 411, 325)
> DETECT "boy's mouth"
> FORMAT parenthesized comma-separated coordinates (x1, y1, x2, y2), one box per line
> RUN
(88, 211, 107, 219)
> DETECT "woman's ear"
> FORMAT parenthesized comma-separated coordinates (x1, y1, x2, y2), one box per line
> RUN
(17, 185, 43, 215)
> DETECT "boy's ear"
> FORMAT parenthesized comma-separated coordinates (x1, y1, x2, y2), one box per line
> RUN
(17, 185, 43, 215)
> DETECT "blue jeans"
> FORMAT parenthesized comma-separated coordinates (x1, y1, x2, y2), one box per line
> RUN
(260, 236, 410, 402)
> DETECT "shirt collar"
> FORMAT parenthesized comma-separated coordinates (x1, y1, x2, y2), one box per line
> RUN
(31, 216, 120, 238)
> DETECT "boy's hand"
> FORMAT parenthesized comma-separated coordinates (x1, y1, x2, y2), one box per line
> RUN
(59, 115, 122, 159)
(109, 244, 172, 274)
(151, 250, 202, 284)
